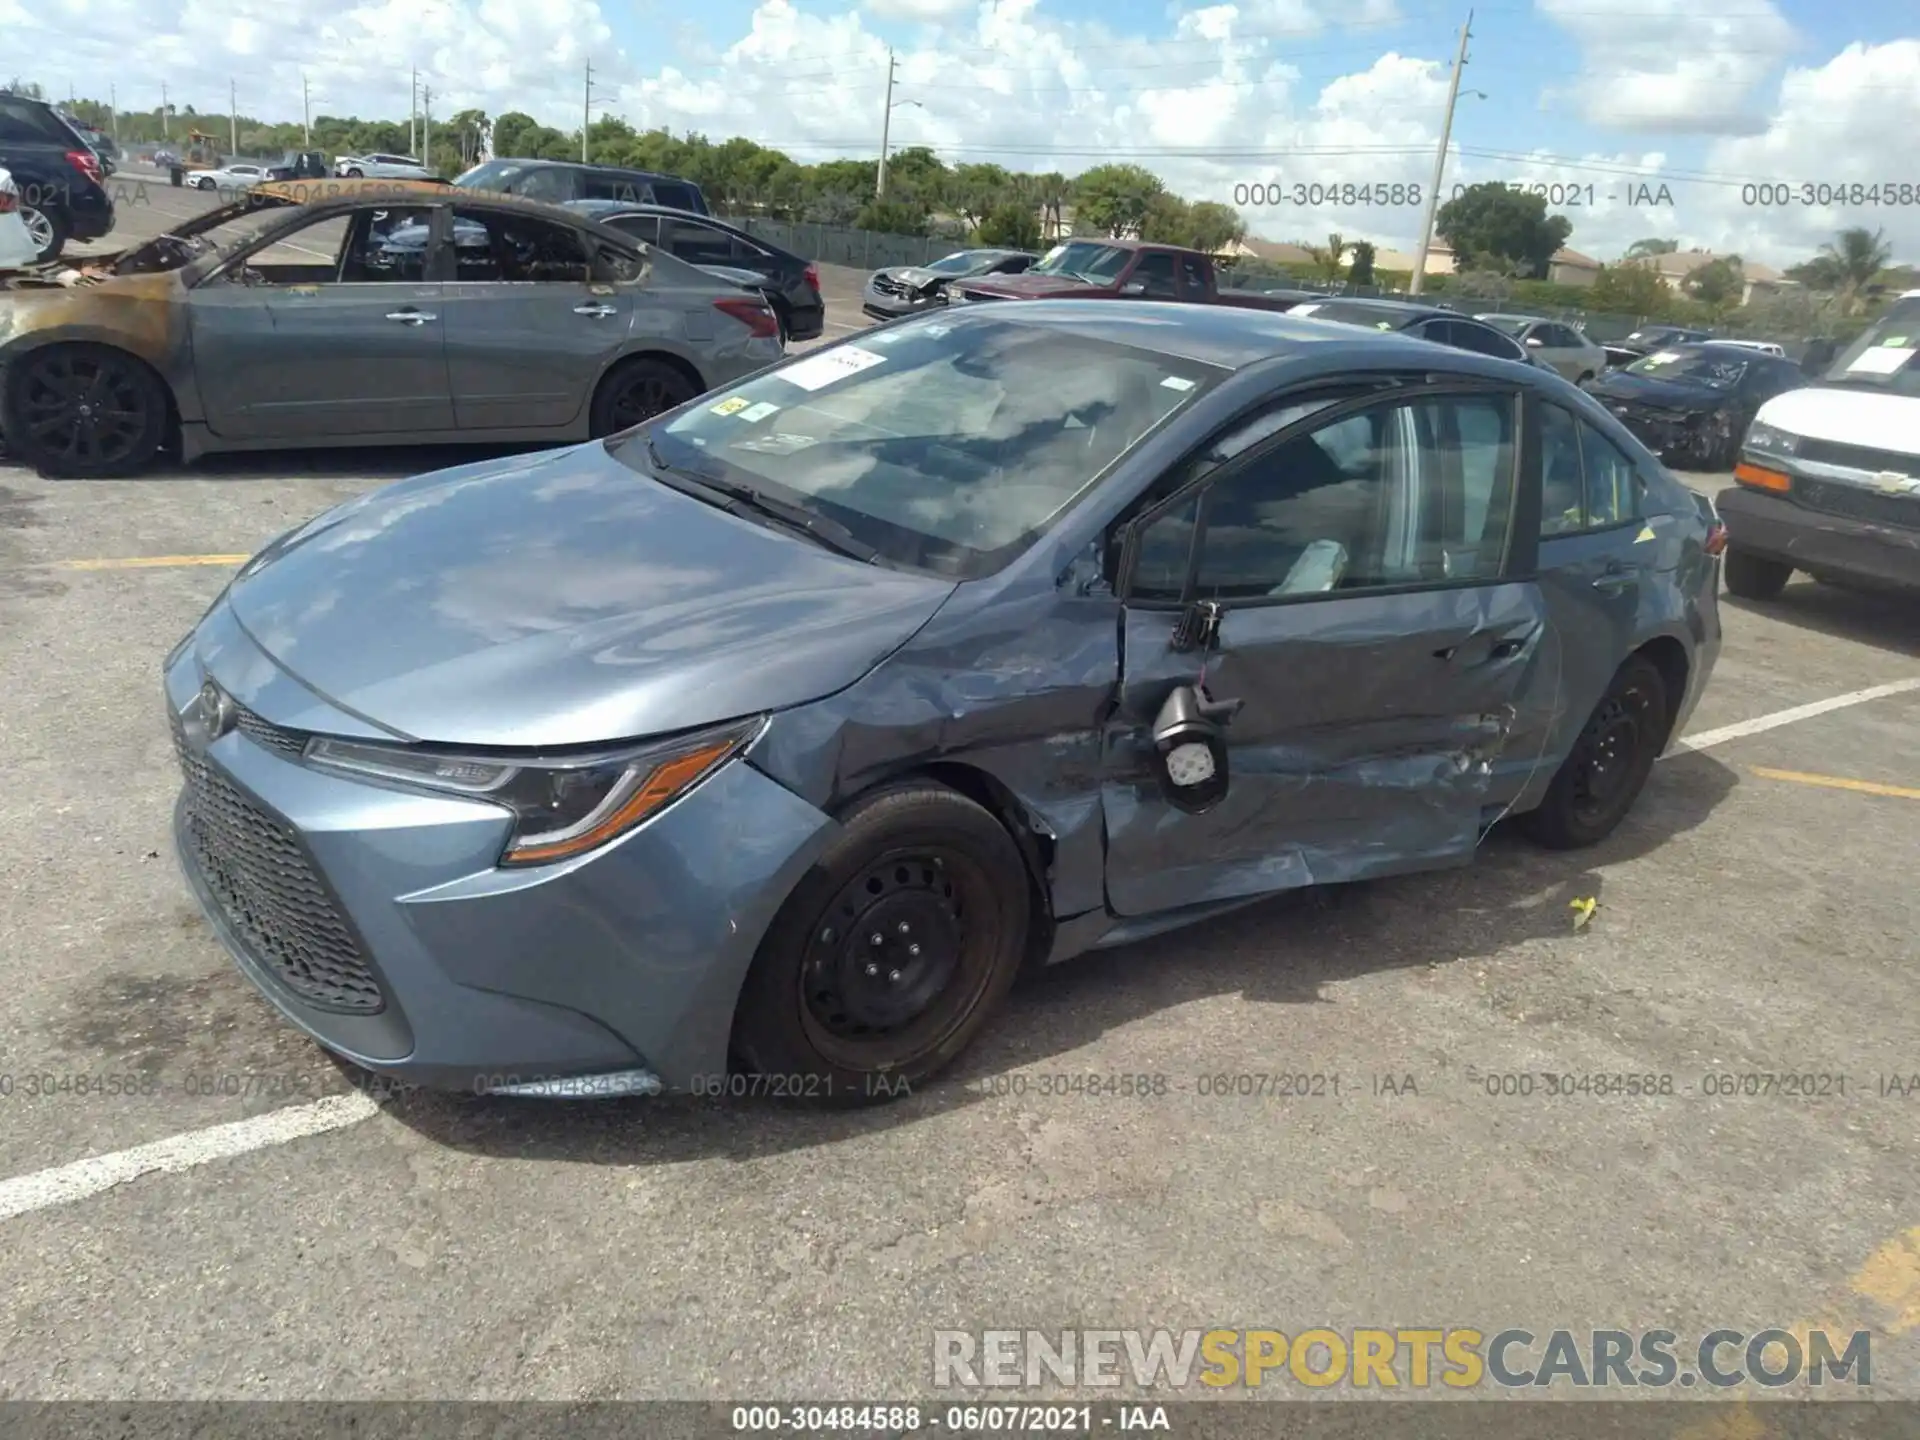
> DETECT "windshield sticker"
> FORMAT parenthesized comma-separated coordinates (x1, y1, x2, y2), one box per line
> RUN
(920, 323, 952, 337)
(775, 345, 888, 392)
(735, 432, 819, 454)
(709, 396, 751, 416)
(1290, 303, 1321, 315)
(739, 401, 780, 422)
(1645, 350, 1681, 364)
(1160, 376, 1196, 391)
(1635, 523, 1657, 543)
(1849, 345, 1916, 374)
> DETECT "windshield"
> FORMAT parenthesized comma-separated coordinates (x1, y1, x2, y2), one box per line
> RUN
(925, 252, 992, 276)
(1818, 297, 1920, 397)
(1029, 241, 1132, 283)
(1624, 347, 1747, 388)
(643, 313, 1221, 578)
(452, 161, 526, 190)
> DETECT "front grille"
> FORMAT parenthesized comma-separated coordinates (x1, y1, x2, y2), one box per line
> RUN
(871, 275, 908, 297)
(173, 717, 385, 1014)
(1797, 439, 1920, 476)
(233, 704, 308, 759)
(1795, 477, 1920, 531)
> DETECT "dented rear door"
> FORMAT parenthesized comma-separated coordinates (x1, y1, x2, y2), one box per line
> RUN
(1102, 386, 1548, 918)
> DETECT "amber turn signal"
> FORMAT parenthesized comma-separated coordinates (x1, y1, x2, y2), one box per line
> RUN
(1733, 461, 1791, 493)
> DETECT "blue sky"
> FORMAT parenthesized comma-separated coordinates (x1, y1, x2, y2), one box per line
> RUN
(10, 0, 1917, 264)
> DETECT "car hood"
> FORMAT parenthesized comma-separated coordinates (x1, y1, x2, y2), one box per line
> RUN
(222, 443, 959, 749)
(880, 266, 957, 290)
(1756, 385, 1920, 457)
(1589, 370, 1728, 411)
(960, 272, 1096, 298)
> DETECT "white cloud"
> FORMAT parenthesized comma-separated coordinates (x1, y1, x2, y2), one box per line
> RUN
(1534, 0, 1798, 135)
(863, 0, 973, 20)
(9, 0, 1915, 271)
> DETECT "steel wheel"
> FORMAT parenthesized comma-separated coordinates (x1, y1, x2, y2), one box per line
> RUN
(19, 205, 55, 259)
(730, 782, 1032, 1104)
(799, 849, 976, 1062)
(1566, 685, 1653, 830)
(1523, 655, 1668, 850)
(4, 347, 167, 477)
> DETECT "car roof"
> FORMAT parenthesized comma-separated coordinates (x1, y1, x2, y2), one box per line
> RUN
(1477, 312, 1547, 323)
(1298, 297, 1451, 324)
(954, 298, 1545, 373)
(503, 159, 691, 183)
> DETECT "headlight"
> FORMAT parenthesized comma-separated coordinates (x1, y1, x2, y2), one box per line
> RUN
(1743, 419, 1799, 456)
(304, 715, 765, 866)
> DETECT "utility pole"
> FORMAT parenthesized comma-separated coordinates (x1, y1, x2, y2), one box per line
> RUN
(410, 69, 418, 156)
(1410, 10, 1471, 297)
(228, 79, 238, 159)
(302, 74, 310, 146)
(421, 85, 431, 174)
(875, 49, 897, 199)
(582, 60, 594, 162)
(161, 81, 168, 140)
(108, 84, 116, 137)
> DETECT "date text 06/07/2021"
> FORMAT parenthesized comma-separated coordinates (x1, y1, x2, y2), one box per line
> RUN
(727, 1404, 1171, 1434)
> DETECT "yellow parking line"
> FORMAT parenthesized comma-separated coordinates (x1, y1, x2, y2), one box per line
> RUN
(50, 554, 249, 571)
(1750, 767, 1920, 802)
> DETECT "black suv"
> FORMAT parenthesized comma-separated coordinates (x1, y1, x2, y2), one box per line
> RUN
(0, 93, 115, 262)
(452, 159, 710, 216)
(566, 200, 823, 341)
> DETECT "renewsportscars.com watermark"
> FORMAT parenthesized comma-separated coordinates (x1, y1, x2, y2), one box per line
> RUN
(932, 1328, 1872, 1390)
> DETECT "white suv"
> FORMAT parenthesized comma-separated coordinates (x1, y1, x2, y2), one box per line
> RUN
(334, 153, 431, 179)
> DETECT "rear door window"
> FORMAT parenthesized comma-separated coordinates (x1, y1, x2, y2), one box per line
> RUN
(448, 208, 592, 282)
(0, 97, 72, 144)
(582, 172, 653, 204)
(659, 217, 738, 266)
(511, 167, 572, 202)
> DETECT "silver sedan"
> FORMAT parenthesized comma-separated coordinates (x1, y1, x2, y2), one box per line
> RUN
(1477, 313, 1608, 385)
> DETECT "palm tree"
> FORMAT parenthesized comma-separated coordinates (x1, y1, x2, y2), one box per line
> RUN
(1818, 226, 1893, 313)
(1034, 172, 1071, 241)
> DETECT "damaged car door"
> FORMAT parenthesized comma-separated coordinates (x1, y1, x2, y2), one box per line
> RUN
(1102, 385, 1550, 917)
(187, 203, 454, 440)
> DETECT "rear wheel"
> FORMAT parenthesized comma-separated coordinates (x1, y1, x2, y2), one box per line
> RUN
(19, 203, 66, 262)
(589, 357, 698, 437)
(1, 344, 169, 478)
(1723, 546, 1793, 600)
(345, 166, 364, 178)
(1523, 655, 1668, 850)
(730, 782, 1032, 1106)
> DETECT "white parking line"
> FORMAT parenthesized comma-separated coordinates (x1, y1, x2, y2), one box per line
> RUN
(0, 681, 1914, 1222)
(1669, 678, 1920, 755)
(0, 1092, 378, 1223)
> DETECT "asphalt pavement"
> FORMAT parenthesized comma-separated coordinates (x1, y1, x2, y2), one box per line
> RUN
(2, 175, 1919, 1406)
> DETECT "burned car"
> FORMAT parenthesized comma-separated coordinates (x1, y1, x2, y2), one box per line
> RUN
(164, 302, 1722, 1104)
(0, 179, 782, 477)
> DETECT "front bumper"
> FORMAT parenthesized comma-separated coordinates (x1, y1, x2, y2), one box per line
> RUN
(164, 605, 836, 1093)
(861, 281, 939, 320)
(1717, 482, 1920, 591)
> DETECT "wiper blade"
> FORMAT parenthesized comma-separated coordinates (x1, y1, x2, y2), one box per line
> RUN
(641, 436, 880, 564)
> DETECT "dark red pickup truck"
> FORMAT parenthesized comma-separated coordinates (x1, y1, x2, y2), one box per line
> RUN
(948, 237, 1300, 310)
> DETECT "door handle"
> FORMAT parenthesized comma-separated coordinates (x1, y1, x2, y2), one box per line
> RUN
(1591, 563, 1631, 593)
(1436, 624, 1540, 665)
(385, 310, 435, 324)
(573, 303, 618, 318)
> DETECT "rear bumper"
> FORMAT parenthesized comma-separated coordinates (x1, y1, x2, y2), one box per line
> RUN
(1716, 484, 1920, 591)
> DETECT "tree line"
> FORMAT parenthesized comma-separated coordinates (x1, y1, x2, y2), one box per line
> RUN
(18, 81, 1909, 327)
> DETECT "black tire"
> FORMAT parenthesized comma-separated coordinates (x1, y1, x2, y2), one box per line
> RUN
(19, 202, 67, 262)
(345, 167, 364, 178)
(1522, 655, 1668, 850)
(588, 357, 698, 437)
(1575, 371, 1594, 387)
(730, 782, 1033, 1107)
(772, 297, 790, 346)
(194, 175, 215, 190)
(0, 344, 170, 478)
(1723, 545, 1792, 600)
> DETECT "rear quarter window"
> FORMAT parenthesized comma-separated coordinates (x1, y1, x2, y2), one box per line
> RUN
(0, 98, 73, 145)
